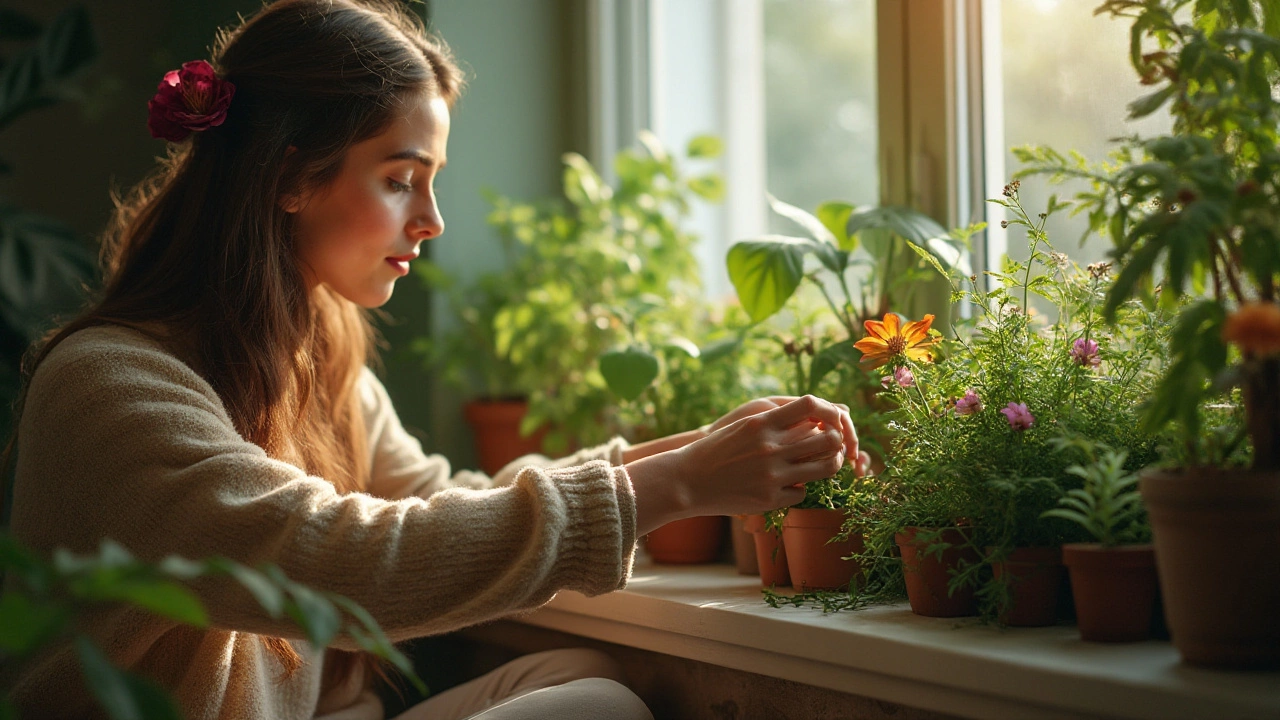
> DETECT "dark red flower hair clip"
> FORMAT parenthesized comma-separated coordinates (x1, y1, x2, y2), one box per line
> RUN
(147, 60, 236, 142)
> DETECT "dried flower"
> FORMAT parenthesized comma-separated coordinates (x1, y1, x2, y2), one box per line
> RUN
(1000, 220, 1009, 229)
(147, 60, 236, 142)
(893, 366, 915, 388)
(1000, 402, 1035, 431)
(1049, 252, 1069, 268)
(954, 389, 983, 416)
(853, 313, 936, 369)
(1223, 302, 1280, 357)
(1070, 338, 1101, 368)
(1086, 261, 1111, 279)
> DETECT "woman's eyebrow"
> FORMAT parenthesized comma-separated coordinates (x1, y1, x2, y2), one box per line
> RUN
(384, 149, 446, 169)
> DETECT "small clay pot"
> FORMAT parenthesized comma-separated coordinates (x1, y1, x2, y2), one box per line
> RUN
(896, 526, 980, 618)
(730, 515, 759, 576)
(463, 399, 547, 476)
(782, 508, 863, 591)
(645, 516, 726, 564)
(1062, 543, 1157, 642)
(990, 546, 1065, 627)
(743, 514, 789, 587)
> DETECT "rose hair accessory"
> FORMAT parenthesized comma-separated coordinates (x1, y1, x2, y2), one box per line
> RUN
(147, 60, 235, 142)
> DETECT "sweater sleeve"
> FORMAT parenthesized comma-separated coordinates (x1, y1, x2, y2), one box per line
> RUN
(359, 368, 631, 495)
(10, 329, 637, 648)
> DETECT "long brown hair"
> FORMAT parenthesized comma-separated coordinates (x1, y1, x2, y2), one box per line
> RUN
(9, 0, 461, 687)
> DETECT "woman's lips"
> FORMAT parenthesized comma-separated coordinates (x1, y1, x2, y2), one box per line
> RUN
(386, 257, 412, 275)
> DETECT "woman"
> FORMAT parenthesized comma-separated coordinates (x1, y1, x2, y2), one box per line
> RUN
(5, 1, 862, 717)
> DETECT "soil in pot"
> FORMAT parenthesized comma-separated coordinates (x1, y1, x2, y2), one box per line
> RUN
(463, 399, 548, 476)
(645, 516, 726, 564)
(782, 508, 864, 591)
(731, 515, 759, 576)
(1062, 543, 1157, 643)
(1141, 468, 1280, 669)
(896, 526, 979, 618)
(990, 546, 1065, 627)
(743, 514, 789, 587)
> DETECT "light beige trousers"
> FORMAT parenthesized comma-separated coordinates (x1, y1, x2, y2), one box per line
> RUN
(392, 648, 653, 720)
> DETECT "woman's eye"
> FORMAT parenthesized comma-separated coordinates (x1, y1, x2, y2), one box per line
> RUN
(388, 178, 413, 193)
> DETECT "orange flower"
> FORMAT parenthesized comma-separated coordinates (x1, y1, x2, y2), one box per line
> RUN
(854, 313, 936, 369)
(1223, 302, 1280, 357)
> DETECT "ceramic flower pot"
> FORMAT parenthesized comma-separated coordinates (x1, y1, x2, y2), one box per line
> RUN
(1141, 468, 1280, 668)
(462, 399, 547, 476)
(895, 526, 980, 618)
(645, 516, 726, 564)
(1062, 543, 1157, 643)
(990, 546, 1065, 627)
(782, 508, 863, 591)
(743, 514, 789, 587)
(731, 515, 759, 576)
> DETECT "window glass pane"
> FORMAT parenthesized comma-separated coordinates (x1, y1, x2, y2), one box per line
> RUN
(764, 0, 878, 231)
(999, 0, 1173, 267)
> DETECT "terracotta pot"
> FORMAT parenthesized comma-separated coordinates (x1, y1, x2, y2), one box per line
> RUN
(895, 526, 979, 618)
(990, 546, 1064, 627)
(645, 516, 726, 564)
(731, 516, 759, 576)
(743, 514, 789, 587)
(463, 399, 547, 476)
(1141, 468, 1280, 669)
(1062, 543, 1157, 643)
(782, 508, 864, 591)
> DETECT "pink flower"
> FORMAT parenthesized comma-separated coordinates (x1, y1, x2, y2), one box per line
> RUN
(1070, 337, 1101, 368)
(954, 389, 983, 416)
(881, 375, 893, 389)
(893, 366, 915, 387)
(147, 60, 236, 142)
(1000, 402, 1035, 431)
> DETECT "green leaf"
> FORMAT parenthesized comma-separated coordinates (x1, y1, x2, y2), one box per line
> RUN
(662, 337, 700, 358)
(687, 174, 725, 202)
(210, 561, 285, 618)
(599, 347, 660, 401)
(562, 153, 608, 207)
(768, 194, 839, 246)
(816, 202, 856, 251)
(0, 5, 99, 131)
(685, 135, 723, 159)
(1128, 86, 1175, 119)
(808, 342, 860, 394)
(845, 205, 948, 245)
(76, 635, 141, 720)
(0, 592, 66, 655)
(265, 567, 341, 648)
(725, 237, 808, 323)
(105, 581, 208, 627)
(699, 338, 740, 363)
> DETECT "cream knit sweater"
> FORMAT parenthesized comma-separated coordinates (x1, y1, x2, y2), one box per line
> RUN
(7, 326, 637, 719)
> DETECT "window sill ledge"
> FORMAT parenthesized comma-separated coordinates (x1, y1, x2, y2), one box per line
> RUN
(516, 558, 1280, 720)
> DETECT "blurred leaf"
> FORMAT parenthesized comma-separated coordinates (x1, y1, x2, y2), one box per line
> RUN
(1128, 86, 1175, 119)
(699, 337, 740, 363)
(808, 342, 860, 394)
(768, 193, 839, 246)
(726, 236, 808, 323)
(816, 202, 855, 252)
(562, 153, 607, 207)
(0, 5, 99, 131)
(845, 205, 948, 245)
(685, 135, 722, 159)
(662, 337, 700, 358)
(331, 595, 428, 696)
(98, 581, 207, 627)
(0, 592, 66, 655)
(273, 571, 341, 648)
(687, 174, 724, 202)
(600, 347, 660, 401)
(213, 562, 285, 618)
(76, 635, 141, 720)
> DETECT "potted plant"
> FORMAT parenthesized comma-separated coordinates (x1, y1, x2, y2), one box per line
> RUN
(1041, 438, 1158, 642)
(1020, 0, 1280, 667)
(776, 465, 870, 592)
(858, 187, 1169, 626)
(414, 132, 724, 472)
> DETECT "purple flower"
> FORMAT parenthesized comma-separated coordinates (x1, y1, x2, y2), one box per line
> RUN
(881, 375, 893, 389)
(1070, 338, 1101, 368)
(1001, 402, 1035, 431)
(147, 60, 236, 142)
(954, 389, 983, 416)
(893, 366, 915, 388)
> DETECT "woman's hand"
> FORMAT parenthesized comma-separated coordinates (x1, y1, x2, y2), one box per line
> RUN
(626, 395, 859, 535)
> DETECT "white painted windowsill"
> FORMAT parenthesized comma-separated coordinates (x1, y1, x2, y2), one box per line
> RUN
(517, 557, 1280, 720)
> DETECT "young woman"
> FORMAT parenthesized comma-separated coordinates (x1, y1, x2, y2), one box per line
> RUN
(5, 1, 864, 718)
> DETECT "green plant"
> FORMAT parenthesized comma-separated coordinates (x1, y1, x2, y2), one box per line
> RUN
(414, 132, 723, 452)
(1040, 438, 1151, 547)
(0, 6, 100, 413)
(854, 187, 1170, 619)
(1016, 0, 1280, 470)
(0, 536, 423, 719)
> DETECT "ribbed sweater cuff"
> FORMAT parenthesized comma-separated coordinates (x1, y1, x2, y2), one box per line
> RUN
(544, 459, 637, 596)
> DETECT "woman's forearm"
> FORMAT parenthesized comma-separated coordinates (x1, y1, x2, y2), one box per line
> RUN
(620, 427, 707, 464)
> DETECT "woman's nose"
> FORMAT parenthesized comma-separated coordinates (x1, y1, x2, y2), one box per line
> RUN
(411, 199, 444, 240)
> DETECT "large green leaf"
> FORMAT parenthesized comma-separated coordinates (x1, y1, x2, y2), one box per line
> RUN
(816, 202, 856, 251)
(767, 194, 845, 273)
(845, 205, 947, 244)
(726, 236, 808, 323)
(599, 347, 660, 401)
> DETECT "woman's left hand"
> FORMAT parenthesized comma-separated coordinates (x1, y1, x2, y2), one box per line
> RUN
(708, 397, 862, 471)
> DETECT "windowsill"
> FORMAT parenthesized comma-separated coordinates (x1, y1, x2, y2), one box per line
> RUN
(516, 557, 1280, 720)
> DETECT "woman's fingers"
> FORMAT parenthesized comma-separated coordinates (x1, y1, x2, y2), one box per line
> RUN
(784, 424, 845, 462)
(765, 395, 844, 430)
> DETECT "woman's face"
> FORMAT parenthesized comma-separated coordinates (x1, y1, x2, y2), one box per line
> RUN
(290, 94, 450, 308)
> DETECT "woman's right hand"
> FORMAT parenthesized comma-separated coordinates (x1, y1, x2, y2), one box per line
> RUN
(626, 395, 854, 535)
